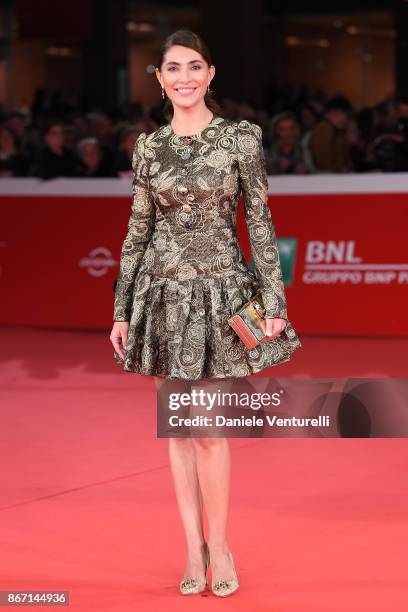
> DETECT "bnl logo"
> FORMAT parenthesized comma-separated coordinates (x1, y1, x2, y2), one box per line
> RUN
(249, 239, 297, 286)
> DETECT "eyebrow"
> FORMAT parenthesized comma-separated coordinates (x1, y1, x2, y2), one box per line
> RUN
(164, 59, 203, 66)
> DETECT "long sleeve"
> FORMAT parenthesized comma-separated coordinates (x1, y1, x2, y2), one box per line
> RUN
(237, 119, 288, 320)
(113, 132, 155, 321)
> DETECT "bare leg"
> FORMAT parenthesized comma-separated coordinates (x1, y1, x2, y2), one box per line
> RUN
(154, 376, 207, 581)
(189, 377, 236, 584)
(192, 436, 236, 584)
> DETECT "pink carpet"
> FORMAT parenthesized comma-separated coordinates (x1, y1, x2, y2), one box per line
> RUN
(1, 326, 407, 610)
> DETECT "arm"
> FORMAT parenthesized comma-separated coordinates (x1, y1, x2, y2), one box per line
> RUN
(237, 119, 288, 321)
(113, 132, 155, 321)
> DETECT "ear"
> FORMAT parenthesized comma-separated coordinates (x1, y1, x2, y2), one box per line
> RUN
(208, 64, 215, 87)
(155, 68, 162, 87)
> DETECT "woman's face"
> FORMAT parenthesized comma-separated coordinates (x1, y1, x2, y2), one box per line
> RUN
(156, 45, 215, 110)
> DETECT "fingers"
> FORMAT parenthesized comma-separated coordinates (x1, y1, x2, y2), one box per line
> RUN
(111, 335, 125, 359)
(121, 328, 128, 352)
(110, 324, 128, 359)
(264, 317, 286, 339)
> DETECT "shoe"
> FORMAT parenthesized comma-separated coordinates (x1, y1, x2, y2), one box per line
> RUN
(211, 551, 239, 597)
(179, 541, 210, 595)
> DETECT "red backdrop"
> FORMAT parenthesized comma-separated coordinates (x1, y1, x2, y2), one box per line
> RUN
(0, 178, 406, 335)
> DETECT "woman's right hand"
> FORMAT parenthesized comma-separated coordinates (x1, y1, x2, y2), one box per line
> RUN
(110, 321, 129, 359)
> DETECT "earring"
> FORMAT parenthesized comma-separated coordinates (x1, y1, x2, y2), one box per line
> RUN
(161, 87, 165, 99)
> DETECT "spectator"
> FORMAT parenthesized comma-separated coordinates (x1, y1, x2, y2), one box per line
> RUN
(31, 120, 82, 179)
(265, 112, 307, 175)
(346, 118, 367, 172)
(308, 96, 352, 173)
(3, 85, 408, 177)
(112, 126, 142, 177)
(0, 126, 29, 177)
(299, 102, 320, 134)
(364, 96, 408, 172)
(76, 137, 114, 177)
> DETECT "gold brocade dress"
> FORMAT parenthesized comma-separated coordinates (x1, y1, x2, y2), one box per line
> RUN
(113, 114, 302, 380)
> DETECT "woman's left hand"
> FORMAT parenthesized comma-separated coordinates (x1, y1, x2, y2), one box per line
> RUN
(260, 317, 286, 339)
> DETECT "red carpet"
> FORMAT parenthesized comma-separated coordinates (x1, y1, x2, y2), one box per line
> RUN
(1, 326, 407, 610)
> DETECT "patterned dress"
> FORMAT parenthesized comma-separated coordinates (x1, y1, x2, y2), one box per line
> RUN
(113, 114, 302, 380)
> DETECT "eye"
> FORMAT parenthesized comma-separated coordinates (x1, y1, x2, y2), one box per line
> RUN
(192, 65, 201, 70)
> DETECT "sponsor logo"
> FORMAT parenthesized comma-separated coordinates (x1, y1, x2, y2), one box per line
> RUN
(79, 247, 118, 277)
(249, 238, 298, 286)
(304, 240, 408, 284)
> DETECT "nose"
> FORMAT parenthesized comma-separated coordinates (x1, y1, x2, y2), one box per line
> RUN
(177, 66, 195, 82)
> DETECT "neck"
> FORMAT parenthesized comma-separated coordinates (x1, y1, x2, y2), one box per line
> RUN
(170, 106, 214, 134)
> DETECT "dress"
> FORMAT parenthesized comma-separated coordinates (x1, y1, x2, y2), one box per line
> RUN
(113, 114, 302, 380)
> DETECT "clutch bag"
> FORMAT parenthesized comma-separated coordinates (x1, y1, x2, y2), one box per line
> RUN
(227, 291, 267, 349)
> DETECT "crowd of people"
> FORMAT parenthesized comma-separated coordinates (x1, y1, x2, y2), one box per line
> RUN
(2, 86, 408, 179)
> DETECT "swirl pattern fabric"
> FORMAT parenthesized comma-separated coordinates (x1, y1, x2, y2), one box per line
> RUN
(113, 115, 302, 380)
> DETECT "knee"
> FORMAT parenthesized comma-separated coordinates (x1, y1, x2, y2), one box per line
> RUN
(192, 437, 226, 450)
(168, 436, 194, 448)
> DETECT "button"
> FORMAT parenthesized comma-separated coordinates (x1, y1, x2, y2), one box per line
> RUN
(198, 308, 205, 316)
(187, 193, 195, 202)
(181, 149, 191, 160)
(182, 136, 193, 145)
(182, 204, 192, 212)
(178, 185, 188, 193)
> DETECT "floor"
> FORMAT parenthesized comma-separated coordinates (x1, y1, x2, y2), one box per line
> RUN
(0, 326, 407, 611)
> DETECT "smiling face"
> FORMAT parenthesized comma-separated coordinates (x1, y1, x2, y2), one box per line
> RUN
(156, 44, 215, 110)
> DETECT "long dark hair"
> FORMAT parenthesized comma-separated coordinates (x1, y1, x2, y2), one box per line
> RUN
(156, 29, 223, 122)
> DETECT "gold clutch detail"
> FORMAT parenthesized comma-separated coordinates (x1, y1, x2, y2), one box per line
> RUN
(227, 291, 268, 349)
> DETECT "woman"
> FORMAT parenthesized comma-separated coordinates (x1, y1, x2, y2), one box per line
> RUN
(110, 29, 301, 597)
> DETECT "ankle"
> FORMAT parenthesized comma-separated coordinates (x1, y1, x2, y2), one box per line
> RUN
(186, 539, 207, 554)
(208, 542, 230, 555)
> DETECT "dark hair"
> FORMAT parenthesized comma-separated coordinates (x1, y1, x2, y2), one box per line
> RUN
(156, 29, 223, 122)
(41, 119, 64, 138)
(325, 95, 352, 114)
(270, 111, 298, 138)
(356, 107, 375, 141)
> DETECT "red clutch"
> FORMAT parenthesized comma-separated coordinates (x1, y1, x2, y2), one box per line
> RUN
(227, 291, 268, 349)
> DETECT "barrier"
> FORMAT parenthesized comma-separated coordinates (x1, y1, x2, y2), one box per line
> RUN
(0, 175, 406, 335)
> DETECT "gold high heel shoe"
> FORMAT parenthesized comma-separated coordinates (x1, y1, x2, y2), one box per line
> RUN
(179, 542, 210, 595)
(211, 551, 239, 597)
